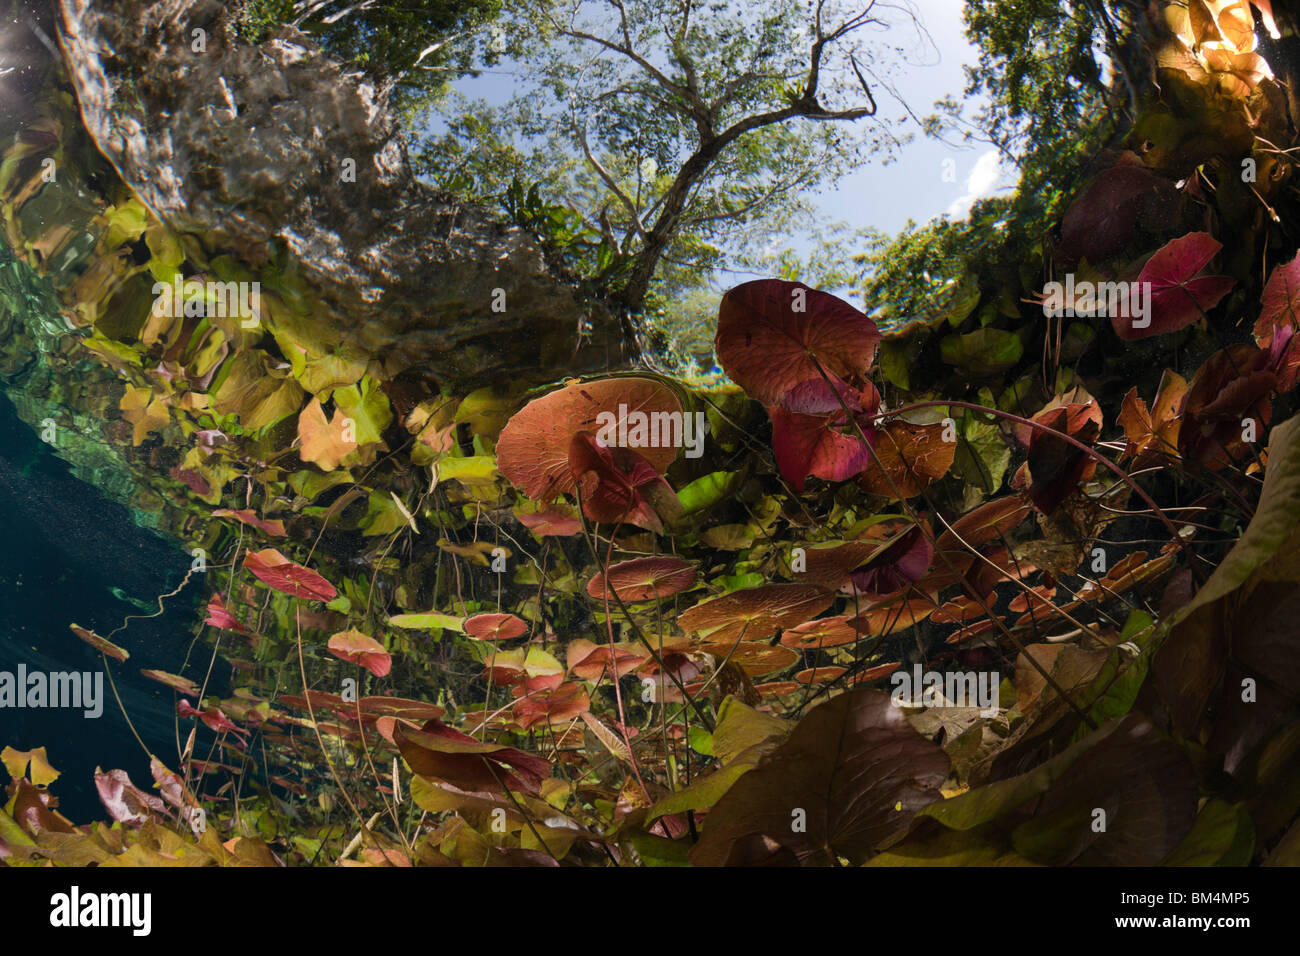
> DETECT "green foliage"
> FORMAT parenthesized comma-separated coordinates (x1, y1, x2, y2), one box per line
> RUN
(233, 0, 506, 114)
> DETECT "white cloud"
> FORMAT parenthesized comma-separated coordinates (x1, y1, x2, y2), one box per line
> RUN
(946, 150, 1009, 219)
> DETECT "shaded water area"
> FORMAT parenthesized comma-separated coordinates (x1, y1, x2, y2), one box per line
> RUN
(0, 388, 211, 820)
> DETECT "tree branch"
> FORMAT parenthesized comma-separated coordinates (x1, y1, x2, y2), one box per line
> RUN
(575, 117, 650, 240)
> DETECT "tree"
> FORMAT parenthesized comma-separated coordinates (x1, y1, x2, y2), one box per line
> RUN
(858, 0, 1144, 329)
(234, 0, 509, 115)
(417, 0, 930, 313)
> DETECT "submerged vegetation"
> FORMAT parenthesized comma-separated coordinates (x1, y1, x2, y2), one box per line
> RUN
(2, 0, 1300, 867)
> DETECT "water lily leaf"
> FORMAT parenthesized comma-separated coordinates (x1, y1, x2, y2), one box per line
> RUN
(514, 502, 583, 537)
(689, 688, 949, 866)
(177, 700, 249, 740)
(679, 583, 834, 643)
(699, 523, 755, 550)
(1058, 159, 1176, 262)
(846, 523, 934, 601)
(69, 624, 128, 662)
(454, 387, 517, 439)
(394, 719, 551, 795)
(939, 328, 1022, 375)
(211, 349, 305, 432)
(714, 279, 881, 405)
(327, 629, 391, 677)
(1113, 232, 1235, 340)
(767, 379, 878, 492)
(1162, 797, 1255, 866)
(513, 682, 590, 730)
(297, 349, 368, 397)
(212, 508, 286, 537)
(586, 557, 697, 602)
(388, 611, 465, 632)
(359, 491, 409, 536)
(1254, 250, 1300, 391)
(1117, 370, 1187, 462)
(793, 665, 847, 684)
(497, 377, 681, 499)
(1178, 344, 1274, 471)
(0, 746, 60, 787)
(700, 640, 798, 676)
(1018, 403, 1102, 514)
(1008, 714, 1196, 864)
(463, 613, 529, 641)
(139, 670, 201, 696)
(779, 615, 860, 649)
(479, 646, 564, 686)
(436, 455, 499, 486)
(677, 470, 742, 514)
(566, 639, 647, 681)
(242, 548, 338, 602)
(94, 768, 164, 826)
(951, 416, 1009, 493)
(711, 696, 792, 764)
(332, 375, 392, 446)
(119, 384, 169, 445)
(568, 432, 680, 532)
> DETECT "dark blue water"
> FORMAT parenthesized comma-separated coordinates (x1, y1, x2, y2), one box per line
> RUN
(0, 390, 208, 820)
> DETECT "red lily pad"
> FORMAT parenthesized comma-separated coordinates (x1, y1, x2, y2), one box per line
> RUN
(1112, 232, 1235, 341)
(1255, 251, 1300, 391)
(851, 661, 903, 684)
(393, 719, 552, 795)
(930, 596, 986, 624)
(714, 279, 882, 406)
(178, 699, 249, 740)
(1179, 344, 1275, 470)
(326, 629, 392, 677)
(70, 624, 128, 662)
(213, 508, 286, 537)
(568, 432, 680, 532)
(1117, 370, 1188, 463)
(243, 548, 338, 602)
(94, 768, 165, 827)
(1016, 403, 1102, 514)
(512, 682, 591, 731)
(463, 613, 529, 641)
(794, 665, 847, 685)
(779, 615, 860, 649)
(497, 377, 682, 499)
(679, 583, 834, 644)
(701, 640, 799, 677)
(767, 379, 879, 492)
(1058, 158, 1176, 263)
(566, 639, 648, 681)
(946, 619, 997, 645)
(850, 597, 935, 636)
(515, 503, 583, 537)
(1008, 584, 1058, 614)
(856, 418, 957, 500)
(204, 593, 249, 634)
(357, 696, 445, 721)
(586, 556, 697, 602)
(846, 523, 934, 600)
(140, 669, 201, 696)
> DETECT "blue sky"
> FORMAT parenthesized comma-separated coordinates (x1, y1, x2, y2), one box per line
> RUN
(809, 0, 1017, 235)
